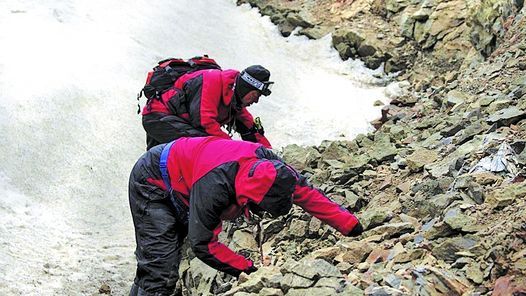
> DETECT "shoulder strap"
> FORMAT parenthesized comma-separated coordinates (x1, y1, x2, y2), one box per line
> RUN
(159, 141, 175, 191)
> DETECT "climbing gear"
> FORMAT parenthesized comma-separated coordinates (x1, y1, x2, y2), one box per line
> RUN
(137, 55, 221, 114)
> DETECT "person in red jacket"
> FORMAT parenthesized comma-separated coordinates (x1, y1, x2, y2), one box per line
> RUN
(141, 65, 273, 150)
(128, 137, 363, 296)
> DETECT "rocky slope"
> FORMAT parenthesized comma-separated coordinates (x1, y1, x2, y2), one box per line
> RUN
(179, 1, 526, 295)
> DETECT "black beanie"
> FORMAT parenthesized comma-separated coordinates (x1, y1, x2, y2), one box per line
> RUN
(235, 65, 272, 99)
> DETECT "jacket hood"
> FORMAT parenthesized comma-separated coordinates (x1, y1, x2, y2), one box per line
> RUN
(236, 159, 298, 217)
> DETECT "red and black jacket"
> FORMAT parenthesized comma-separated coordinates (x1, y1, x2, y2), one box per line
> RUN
(142, 69, 271, 148)
(146, 137, 360, 276)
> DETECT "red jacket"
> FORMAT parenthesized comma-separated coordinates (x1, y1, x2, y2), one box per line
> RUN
(146, 137, 360, 276)
(142, 69, 271, 148)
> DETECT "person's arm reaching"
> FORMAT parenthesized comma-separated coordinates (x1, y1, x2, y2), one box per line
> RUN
(188, 172, 256, 277)
(293, 175, 362, 236)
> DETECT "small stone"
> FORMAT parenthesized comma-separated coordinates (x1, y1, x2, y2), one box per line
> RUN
(99, 283, 111, 294)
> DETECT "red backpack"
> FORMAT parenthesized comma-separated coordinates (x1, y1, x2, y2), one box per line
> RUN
(137, 55, 221, 114)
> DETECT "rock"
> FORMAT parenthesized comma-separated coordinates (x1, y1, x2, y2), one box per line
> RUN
(364, 285, 404, 295)
(259, 288, 284, 296)
(360, 209, 392, 230)
(288, 219, 309, 238)
(386, 0, 410, 13)
(366, 141, 399, 163)
(336, 241, 374, 264)
(486, 183, 526, 209)
(285, 287, 336, 296)
(471, 171, 502, 185)
(309, 246, 341, 261)
(432, 236, 479, 262)
(492, 275, 526, 296)
(366, 222, 415, 239)
(443, 207, 477, 232)
(230, 230, 258, 252)
(486, 106, 526, 127)
(282, 144, 320, 171)
(365, 248, 390, 264)
(281, 258, 343, 280)
(341, 284, 365, 295)
(98, 283, 111, 294)
(465, 261, 484, 284)
(406, 148, 439, 172)
(392, 248, 425, 263)
(187, 258, 217, 295)
(281, 273, 314, 292)
(446, 90, 471, 107)
(286, 12, 314, 28)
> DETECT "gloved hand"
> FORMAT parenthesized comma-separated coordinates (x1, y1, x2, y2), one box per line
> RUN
(347, 221, 364, 237)
(244, 263, 258, 275)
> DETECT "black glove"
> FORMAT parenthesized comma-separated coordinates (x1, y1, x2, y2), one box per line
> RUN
(347, 221, 364, 237)
(244, 263, 258, 275)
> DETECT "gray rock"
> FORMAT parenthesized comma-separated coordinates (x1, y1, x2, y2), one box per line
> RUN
(360, 209, 392, 230)
(285, 287, 335, 296)
(288, 219, 308, 238)
(432, 236, 479, 262)
(443, 207, 477, 232)
(281, 258, 343, 280)
(364, 285, 404, 295)
(230, 230, 258, 252)
(281, 273, 314, 292)
(486, 106, 526, 126)
(366, 222, 415, 239)
(406, 148, 439, 172)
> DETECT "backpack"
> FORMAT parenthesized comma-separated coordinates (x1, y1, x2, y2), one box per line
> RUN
(137, 55, 221, 114)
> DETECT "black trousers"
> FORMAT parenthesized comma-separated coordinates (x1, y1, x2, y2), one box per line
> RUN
(142, 113, 208, 150)
(128, 147, 187, 296)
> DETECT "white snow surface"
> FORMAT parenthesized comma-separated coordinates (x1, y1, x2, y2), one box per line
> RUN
(0, 0, 391, 294)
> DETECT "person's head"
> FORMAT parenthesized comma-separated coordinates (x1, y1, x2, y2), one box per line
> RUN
(235, 65, 273, 108)
(236, 159, 298, 218)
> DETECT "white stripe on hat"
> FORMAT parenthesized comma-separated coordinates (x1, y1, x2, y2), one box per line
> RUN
(240, 72, 264, 91)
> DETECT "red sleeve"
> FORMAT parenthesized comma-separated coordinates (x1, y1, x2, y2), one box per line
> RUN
(293, 176, 359, 235)
(199, 72, 231, 139)
(189, 177, 253, 276)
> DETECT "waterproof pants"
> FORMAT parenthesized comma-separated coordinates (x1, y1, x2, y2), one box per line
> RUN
(128, 146, 187, 296)
(142, 113, 208, 150)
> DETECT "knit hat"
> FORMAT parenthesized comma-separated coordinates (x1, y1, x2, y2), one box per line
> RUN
(235, 65, 273, 98)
